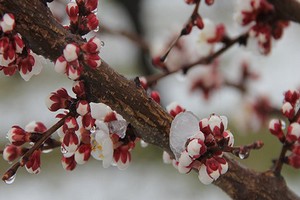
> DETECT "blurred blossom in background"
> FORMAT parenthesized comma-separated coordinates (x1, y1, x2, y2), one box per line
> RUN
(0, 0, 300, 199)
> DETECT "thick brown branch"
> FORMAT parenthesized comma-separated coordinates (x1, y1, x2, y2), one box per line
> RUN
(0, 0, 299, 199)
(268, 0, 300, 23)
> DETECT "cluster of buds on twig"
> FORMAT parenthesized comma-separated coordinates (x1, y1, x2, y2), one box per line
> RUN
(189, 60, 223, 99)
(66, 0, 99, 35)
(0, 13, 42, 81)
(45, 79, 137, 170)
(269, 89, 300, 169)
(163, 106, 262, 184)
(3, 121, 50, 175)
(55, 38, 102, 80)
(235, 0, 289, 54)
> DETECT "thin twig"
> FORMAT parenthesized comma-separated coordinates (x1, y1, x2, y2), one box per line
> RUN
(2, 114, 69, 181)
(146, 32, 249, 86)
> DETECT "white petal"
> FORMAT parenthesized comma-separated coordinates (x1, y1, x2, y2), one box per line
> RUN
(198, 165, 214, 185)
(220, 116, 228, 130)
(90, 102, 112, 120)
(220, 162, 228, 174)
(177, 163, 191, 174)
(162, 151, 172, 164)
(178, 151, 193, 166)
(75, 150, 86, 165)
(210, 170, 220, 180)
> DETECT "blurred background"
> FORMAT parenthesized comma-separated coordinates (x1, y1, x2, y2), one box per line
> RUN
(0, 0, 300, 199)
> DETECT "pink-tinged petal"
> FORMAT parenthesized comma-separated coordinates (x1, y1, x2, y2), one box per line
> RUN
(3, 145, 21, 162)
(0, 13, 15, 33)
(288, 154, 300, 169)
(150, 91, 160, 104)
(162, 151, 172, 164)
(140, 140, 148, 148)
(90, 102, 112, 120)
(66, 2, 79, 22)
(76, 100, 90, 116)
(287, 123, 300, 143)
(86, 13, 99, 31)
(64, 117, 79, 130)
(25, 121, 47, 133)
(282, 102, 295, 119)
(74, 144, 91, 165)
(187, 138, 207, 158)
(85, 0, 98, 12)
(7, 126, 28, 146)
(54, 56, 67, 74)
(0, 47, 15, 67)
(178, 150, 193, 166)
(115, 151, 130, 170)
(25, 150, 41, 174)
(0, 36, 9, 53)
(284, 89, 300, 106)
(81, 36, 102, 54)
(177, 163, 192, 174)
(166, 102, 185, 117)
(66, 62, 81, 80)
(13, 33, 24, 54)
(223, 130, 234, 147)
(198, 164, 214, 185)
(72, 80, 86, 98)
(199, 118, 210, 135)
(82, 113, 95, 130)
(208, 114, 223, 136)
(62, 155, 77, 171)
(61, 132, 80, 157)
(63, 44, 79, 62)
(220, 160, 228, 174)
(268, 119, 285, 142)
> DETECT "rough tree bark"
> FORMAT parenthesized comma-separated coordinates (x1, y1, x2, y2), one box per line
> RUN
(0, 0, 299, 199)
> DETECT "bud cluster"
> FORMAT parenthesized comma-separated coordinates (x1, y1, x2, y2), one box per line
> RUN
(189, 60, 223, 99)
(268, 89, 300, 169)
(0, 13, 42, 81)
(235, 0, 289, 54)
(3, 121, 48, 174)
(66, 0, 99, 35)
(168, 112, 235, 184)
(55, 37, 102, 80)
(45, 79, 137, 170)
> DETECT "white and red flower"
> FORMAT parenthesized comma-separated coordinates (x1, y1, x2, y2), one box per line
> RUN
(286, 123, 300, 143)
(25, 150, 41, 174)
(90, 121, 114, 168)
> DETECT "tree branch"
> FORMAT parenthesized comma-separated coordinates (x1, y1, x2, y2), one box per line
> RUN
(268, 0, 300, 23)
(0, 0, 299, 199)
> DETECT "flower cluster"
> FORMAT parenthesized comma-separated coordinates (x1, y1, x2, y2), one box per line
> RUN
(0, 13, 42, 81)
(235, 0, 289, 54)
(46, 81, 136, 170)
(269, 89, 300, 169)
(3, 121, 48, 174)
(168, 111, 235, 184)
(66, 0, 99, 35)
(55, 37, 102, 80)
(188, 60, 223, 99)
